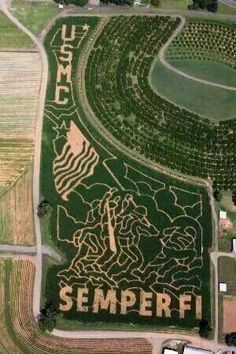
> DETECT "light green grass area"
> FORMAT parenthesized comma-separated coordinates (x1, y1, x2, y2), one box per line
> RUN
(219, 257, 236, 295)
(11, 0, 60, 35)
(168, 59, 236, 87)
(0, 12, 33, 48)
(158, 0, 189, 10)
(218, 2, 236, 15)
(150, 59, 236, 121)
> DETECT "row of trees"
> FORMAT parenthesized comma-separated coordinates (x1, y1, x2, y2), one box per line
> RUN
(86, 16, 236, 192)
(188, 0, 218, 12)
(167, 22, 236, 70)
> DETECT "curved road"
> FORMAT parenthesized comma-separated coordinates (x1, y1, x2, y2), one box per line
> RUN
(158, 15, 236, 91)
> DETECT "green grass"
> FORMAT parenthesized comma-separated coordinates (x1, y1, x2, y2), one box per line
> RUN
(167, 59, 236, 87)
(0, 12, 33, 48)
(11, 0, 60, 35)
(158, 0, 190, 10)
(56, 314, 198, 333)
(150, 59, 236, 121)
(218, 2, 236, 15)
(218, 257, 236, 295)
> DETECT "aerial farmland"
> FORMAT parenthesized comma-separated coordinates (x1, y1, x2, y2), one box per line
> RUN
(0, 0, 235, 353)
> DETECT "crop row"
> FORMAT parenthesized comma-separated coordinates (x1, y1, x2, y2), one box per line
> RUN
(85, 16, 236, 191)
(166, 21, 236, 69)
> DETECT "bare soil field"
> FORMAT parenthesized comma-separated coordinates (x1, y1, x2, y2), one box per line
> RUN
(223, 296, 236, 333)
(0, 51, 42, 196)
(0, 168, 35, 246)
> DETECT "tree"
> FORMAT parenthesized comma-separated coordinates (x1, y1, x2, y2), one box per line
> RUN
(188, 0, 218, 11)
(199, 319, 211, 338)
(37, 302, 58, 333)
(37, 200, 51, 218)
(213, 189, 222, 202)
(151, 0, 160, 6)
(225, 332, 236, 346)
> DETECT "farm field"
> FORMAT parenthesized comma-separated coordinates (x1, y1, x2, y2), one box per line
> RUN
(0, 51, 41, 196)
(166, 59, 236, 87)
(218, 257, 236, 295)
(11, 0, 60, 35)
(0, 12, 33, 48)
(41, 16, 212, 330)
(85, 16, 236, 191)
(150, 59, 236, 120)
(0, 168, 35, 246)
(0, 259, 152, 353)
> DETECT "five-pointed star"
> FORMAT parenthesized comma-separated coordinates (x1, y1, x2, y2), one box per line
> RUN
(82, 23, 90, 32)
(53, 121, 70, 139)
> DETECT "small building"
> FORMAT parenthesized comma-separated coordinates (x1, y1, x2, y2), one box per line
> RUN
(219, 282, 227, 293)
(58, 3, 64, 9)
(134, 0, 142, 5)
(220, 210, 227, 220)
(183, 346, 213, 354)
(231, 238, 236, 252)
(163, 349, 178, 354)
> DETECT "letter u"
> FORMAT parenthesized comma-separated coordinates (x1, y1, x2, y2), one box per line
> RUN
(61, 25, 76, 41)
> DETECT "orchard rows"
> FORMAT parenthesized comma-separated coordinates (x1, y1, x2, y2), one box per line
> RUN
(85, 16, 236, 191)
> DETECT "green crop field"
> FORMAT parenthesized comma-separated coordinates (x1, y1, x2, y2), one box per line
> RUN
(166, 60, 236, 87)
(150, 59, 236, 120)
(11, 0, 60, 35)
(0, 12, 33, 48)
(41, 16, 213, 330)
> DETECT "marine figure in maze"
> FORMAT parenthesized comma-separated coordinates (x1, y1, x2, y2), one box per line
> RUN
(57, 186, 203, 296)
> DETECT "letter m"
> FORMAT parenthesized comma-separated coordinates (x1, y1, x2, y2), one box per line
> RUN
(93, 289, 117, 314)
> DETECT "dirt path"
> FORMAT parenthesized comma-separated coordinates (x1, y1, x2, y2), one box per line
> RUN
(158, 15, 236, 92)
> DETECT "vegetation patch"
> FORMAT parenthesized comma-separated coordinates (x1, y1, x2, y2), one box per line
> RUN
(150, 59, 236, 121)
(85, 16, 236, 191)
(11, 0, 60, 35)
(41, 16, 212, 329)
(0, 12, 33, 48)
(166, 59, 236, 87)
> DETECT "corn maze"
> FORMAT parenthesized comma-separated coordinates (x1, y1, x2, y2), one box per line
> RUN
(41, 16, 212, 329)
